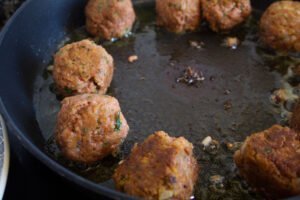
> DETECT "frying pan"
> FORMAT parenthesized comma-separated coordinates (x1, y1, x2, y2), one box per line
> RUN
(0, 0, 299, 199)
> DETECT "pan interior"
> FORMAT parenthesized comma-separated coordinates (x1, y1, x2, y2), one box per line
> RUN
(34, 3, 293, 200)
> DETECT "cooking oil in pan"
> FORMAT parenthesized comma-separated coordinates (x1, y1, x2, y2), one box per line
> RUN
(37, 4, 300, 200)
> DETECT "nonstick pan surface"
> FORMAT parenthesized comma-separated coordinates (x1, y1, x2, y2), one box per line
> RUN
(0, 0, 299, 199)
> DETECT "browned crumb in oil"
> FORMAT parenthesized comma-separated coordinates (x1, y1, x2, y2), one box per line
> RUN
(128, 55, 138, 63)
(224, 100, 232, 111)
(176, 66, 205, 86)
(189, 40, 205, 49)
(223, 37, 240, 49)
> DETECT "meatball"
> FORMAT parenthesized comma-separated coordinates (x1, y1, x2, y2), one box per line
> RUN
(85, 0, 136, 40)
(156, 0, 201, 33)
(234, 125, 300, 199)
(290, 101, 300, 132)
(53, 39, 114, 96)
(260, 1, 300, 52)
(55, 94, 129, 163)
(202, 0, 252, 32)
(113, 131, 199, 200)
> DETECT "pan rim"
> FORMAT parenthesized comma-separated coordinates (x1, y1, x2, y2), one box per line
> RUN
(1, 0, 300, 199)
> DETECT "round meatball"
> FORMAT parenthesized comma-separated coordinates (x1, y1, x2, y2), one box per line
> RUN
(55, 94, 129, 163)
(156, 0, 201, 33)
(53, 39, 114, 97)
(85, 0, 136, 40)
(260, 1, 300, 52)
(234, 125, 300, 199)
(290, 101, 300, 132)
(202, 0, 252, 32)
(113, 131, 199, 200)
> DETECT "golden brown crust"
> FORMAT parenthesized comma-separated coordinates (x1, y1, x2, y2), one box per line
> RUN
(201, 0, 251, 32)
(290, 101, 300, 132)
(85, 0, 136, 40)
(260, 1, 300, 52)
(156, 0, 201, 33)
(234, 125, 300, 199)
(55, 94, 129, 163)
(113, 131, 199, 200)
(53, 39, 114, 96)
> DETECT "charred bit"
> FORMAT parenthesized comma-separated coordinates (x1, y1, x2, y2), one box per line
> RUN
(176, 66, 205, 86)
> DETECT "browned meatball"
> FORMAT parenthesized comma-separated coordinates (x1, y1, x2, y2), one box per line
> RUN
(156, 0, 201, 33)
(260, 1, 300, 52)
(234, 125, 300, 199)
(290, 101, 300, 132)
(202, 0, 251, 32)
(55, 94, 129, 163)
(113, 131, 199, 200)
(53, 39, 114, 97)
(85, 0, 136, 40)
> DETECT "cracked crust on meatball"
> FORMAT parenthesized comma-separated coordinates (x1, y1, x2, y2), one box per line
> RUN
(156, 0, 201, 33)
(55, 94, 129, 163)
(260, 1, 300, 52)
(202, 0, 251, 32)
(53, 39, 114, 96)
(113, 131, 199, 200)
(85, 0, 136, 40)
(234, 125, 300, 199)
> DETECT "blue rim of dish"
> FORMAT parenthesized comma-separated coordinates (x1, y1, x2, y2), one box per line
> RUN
(0, 0, 136, 199)
(0, 114, 9, 199)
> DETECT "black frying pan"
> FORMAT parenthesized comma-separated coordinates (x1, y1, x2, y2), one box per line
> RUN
(0, 0, 299, 199)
